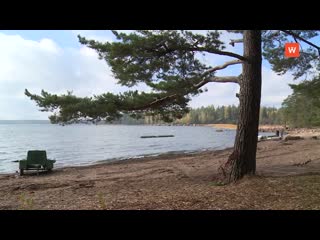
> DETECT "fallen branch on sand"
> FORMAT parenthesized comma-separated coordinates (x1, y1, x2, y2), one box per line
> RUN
(293, 160, 312, 167)
(258, 136, 281, 142)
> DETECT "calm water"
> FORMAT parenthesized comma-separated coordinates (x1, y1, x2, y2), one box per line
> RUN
(0, 123, 271, 174)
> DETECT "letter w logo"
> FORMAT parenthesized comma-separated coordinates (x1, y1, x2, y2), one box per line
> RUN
(288, 47, 296, 53)
(285, 43, 300, 57)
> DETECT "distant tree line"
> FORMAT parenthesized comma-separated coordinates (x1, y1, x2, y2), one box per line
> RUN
(109, 105, 285, 125)
(174, 105, 284, 125)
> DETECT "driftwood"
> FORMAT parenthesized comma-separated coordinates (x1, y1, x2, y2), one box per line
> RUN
(258, 136, 281, 142)
(284, 135, 303, 141)
(283, 134, 320, 141)
(293, 160, 312, 167)
(141, 135, 174, 138)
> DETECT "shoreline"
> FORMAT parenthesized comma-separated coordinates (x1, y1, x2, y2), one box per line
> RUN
(0, 146, 234, 176)
(205, 123, 287, 132)
(1, 138, 320, 209)
(0, 146, 234, 177)
(2, 125, 320, 176)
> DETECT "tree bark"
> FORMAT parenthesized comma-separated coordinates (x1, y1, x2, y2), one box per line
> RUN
(227, 30, 262, 182)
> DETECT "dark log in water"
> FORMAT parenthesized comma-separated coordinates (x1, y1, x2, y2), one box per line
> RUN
(141, 135, 175, 138)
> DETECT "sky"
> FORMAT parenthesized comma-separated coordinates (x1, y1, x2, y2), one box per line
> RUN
(0, 30, 318, 120)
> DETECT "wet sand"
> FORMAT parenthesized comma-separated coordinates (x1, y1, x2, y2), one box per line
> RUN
(1, 138, 320, 210)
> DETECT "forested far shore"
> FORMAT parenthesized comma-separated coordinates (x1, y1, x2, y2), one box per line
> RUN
(106, 105, 285, 126)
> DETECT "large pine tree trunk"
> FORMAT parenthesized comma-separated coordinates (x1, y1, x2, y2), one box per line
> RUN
(228, 30, 262, 182)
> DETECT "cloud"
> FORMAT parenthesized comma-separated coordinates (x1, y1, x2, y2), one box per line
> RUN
(261, 66, 295, 107)
(39, 38, 62, 54)
(0, 32, 126, 120)
(190, 83, 240, 108)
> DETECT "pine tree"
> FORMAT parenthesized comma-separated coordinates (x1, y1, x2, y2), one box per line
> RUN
(25, 30, 320, 182)
(282, 75, 320, 127)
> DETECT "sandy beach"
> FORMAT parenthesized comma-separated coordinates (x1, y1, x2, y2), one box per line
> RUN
(1, 137, 320, 210)
(206, 123, 288, 132)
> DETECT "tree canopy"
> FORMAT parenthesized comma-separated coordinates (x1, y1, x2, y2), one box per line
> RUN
(282, 75, 320, 127)
(25, 30, 319, 124)
(25, 30, 244, 123)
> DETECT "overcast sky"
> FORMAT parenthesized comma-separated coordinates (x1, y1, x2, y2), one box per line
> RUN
(0, 30, 314, 120)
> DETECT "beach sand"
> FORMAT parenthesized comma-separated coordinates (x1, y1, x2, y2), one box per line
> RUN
(205, 123, 237, 129)
(206, 123, 287, 132)
(1, 138, 320, 210)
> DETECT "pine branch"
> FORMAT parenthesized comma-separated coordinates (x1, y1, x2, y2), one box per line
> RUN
(189, 46, 247, 61)
(229, 39, 243, 47)
(205, 59, 243, 74)
(208, 76, 241, 84)
(128, 94, 178, 111)
(143, 45, 247, 61)
(281, 30, 320, 56)
(130, 61, 242, 111)
(193, 75, 241, 90)
(195, 60, 243, 88)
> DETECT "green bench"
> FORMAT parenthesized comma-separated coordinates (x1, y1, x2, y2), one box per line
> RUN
(18, 150, 56, 176)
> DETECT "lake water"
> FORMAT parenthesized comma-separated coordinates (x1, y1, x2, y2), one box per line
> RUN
(0, 123, 272, 174)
